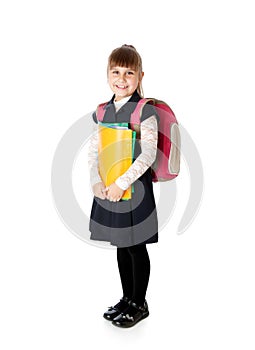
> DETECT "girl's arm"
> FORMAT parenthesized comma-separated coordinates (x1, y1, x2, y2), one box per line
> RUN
(114, 115, 158, 190)
(87, 119, 103, 187)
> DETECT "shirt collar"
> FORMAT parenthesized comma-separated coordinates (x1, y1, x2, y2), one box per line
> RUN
(108, 89, 141, 106)
(102, 90, 142, 120)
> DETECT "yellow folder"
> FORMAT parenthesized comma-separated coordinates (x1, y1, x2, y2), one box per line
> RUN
(98, 123, 134, 200)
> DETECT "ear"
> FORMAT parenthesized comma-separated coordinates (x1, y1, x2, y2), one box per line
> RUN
(140, 71, 144, 81)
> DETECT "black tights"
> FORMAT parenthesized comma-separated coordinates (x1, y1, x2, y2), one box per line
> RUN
(117, 244, 150, 306)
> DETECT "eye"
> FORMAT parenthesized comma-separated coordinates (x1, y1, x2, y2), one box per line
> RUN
(112, 70, 119, 75)
(127, 71, 134, 75)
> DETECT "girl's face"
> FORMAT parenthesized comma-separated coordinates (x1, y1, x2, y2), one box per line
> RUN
(107, 66, 144, 101)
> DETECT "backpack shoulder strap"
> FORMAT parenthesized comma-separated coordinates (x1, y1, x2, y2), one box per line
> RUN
(96, 102, 108, 122)
(130, 98, 155, 128)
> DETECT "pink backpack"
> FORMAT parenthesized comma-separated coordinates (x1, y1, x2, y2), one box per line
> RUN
(96, 98, 180, 182)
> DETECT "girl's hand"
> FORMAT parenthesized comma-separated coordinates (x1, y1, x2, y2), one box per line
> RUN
(106, 183, 124, 202)
(92, 182, 108, 200)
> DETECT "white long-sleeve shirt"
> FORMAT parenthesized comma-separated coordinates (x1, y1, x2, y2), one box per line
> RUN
(88, 97, 158, 191)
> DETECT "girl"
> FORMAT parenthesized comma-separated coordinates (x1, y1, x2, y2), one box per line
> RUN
(88, 45, 159, 328)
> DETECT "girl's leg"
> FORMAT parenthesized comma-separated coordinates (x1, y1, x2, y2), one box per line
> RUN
(103, 247, 132, 321)
(111, 244, 150, 327)
(128, 244, 150, 306)
(117, 247, 133, 300)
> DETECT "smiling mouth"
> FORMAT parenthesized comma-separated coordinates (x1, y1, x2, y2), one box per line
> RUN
(115, 84, 128, 89)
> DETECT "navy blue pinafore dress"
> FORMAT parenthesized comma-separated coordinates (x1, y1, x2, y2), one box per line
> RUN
(89, 90, 159, 247)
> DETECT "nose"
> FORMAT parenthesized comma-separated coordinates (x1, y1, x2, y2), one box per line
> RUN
(118, 73, 126, 82)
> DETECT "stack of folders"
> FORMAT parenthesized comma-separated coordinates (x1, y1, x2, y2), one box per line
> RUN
(98, 122, 136, 200)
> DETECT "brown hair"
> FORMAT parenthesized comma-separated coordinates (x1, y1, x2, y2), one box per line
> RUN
(107, 44, 144, 97)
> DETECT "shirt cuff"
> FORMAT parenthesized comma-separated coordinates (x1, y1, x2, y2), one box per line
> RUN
(115, 177, 129, 191)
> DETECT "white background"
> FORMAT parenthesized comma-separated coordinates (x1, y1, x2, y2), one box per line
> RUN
(1, 0, 255, 349)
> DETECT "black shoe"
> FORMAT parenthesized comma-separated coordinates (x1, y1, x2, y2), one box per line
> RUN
(103, 296, 130, 321)
(112, 300, 149, 328)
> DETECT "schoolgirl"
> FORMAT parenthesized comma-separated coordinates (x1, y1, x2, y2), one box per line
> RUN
(88, 45, 159, 327)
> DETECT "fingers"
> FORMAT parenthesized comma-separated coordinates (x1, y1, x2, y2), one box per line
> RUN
(106, 192, 121, 202)
(94, 188, 121, 201)
(106, 190, 120, 201)
(92, 183, 108, 199)
(94, 184, 123, 202)
(93, 188, 119, 201)
(94, 193, 121, 201)
(108, 197, 121, 202)
(93, 188, 107, 200)
(95, 192, 106, 200)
